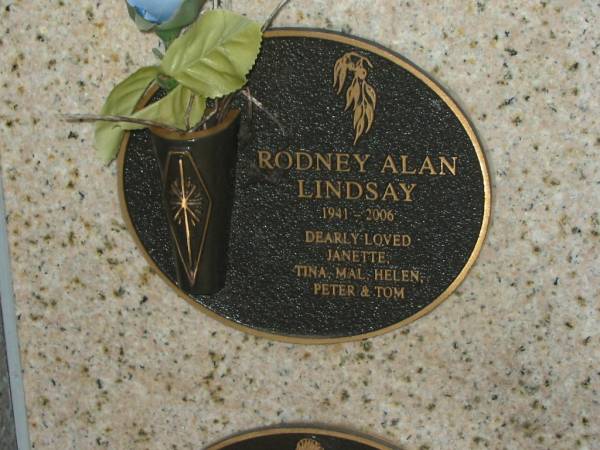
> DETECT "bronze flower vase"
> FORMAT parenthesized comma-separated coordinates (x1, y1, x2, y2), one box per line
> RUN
(150, 110, 241, 295)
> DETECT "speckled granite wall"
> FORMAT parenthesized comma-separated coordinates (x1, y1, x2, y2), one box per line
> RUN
(0, 1, 598, 449)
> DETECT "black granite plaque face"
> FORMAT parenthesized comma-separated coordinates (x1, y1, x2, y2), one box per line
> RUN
(206, 427, 394, 450)
(119, 29, 491, 343)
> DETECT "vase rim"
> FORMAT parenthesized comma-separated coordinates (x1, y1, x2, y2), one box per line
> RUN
(150, 109, 240, 141)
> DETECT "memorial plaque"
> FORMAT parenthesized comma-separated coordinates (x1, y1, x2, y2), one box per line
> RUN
(119, 29, 491, 343)
(206, 427, 394, 450)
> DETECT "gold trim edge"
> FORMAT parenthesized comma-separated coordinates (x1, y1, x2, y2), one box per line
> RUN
(117, 29, 492, 345)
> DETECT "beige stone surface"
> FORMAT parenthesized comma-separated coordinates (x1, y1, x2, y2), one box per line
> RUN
(0, 0, 599, 448)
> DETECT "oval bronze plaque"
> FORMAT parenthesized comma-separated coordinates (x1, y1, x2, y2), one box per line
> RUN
(119, 29, 491, 343)
(206, 427, 394, 450)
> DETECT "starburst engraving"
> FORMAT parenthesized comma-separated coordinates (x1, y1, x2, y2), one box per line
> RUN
(168, 157, 207, 282)
(170, 174, 204, 227)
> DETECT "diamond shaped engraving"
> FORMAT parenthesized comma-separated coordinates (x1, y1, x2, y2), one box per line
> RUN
(164, 151, 212, 286)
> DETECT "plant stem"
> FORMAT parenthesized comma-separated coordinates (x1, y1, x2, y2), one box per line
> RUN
(61, 114, 183, 131)
(192, 108, 218, 131)
(262, 0, 292, 31)
(217, 95, 235, 123)
(241, 89, 285, 135)
(184, 94, 195, 130)
(198, 0, 293, 127)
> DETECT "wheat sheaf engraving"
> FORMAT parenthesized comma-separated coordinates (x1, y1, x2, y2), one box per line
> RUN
(333, 51, 377, 145)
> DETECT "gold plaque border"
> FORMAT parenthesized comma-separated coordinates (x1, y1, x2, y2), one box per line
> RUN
(117, 29, 492, 345)
(206, 426, 395, 450)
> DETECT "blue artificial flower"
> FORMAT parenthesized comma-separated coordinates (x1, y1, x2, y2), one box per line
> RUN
(126, 0, 184, 24)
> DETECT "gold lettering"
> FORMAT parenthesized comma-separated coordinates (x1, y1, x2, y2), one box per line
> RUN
(327, 249, 386, 263)
(399, 183, 416, 202)
(374, 269, 387, 281)
(274, 151, 293, 169)
(381, 183, 400, 202)
(365, 182, 379, 201)
(336, 153, 351, 172)
(315, 179, 322, 199)
(313, 283, 356, 297)
(401, 155, 417, 174)
(380, 155, 399, 174)
(297, 180, 312, 199)
(364, 233, 412, 247)
(324, 180, 342, 199)
(296, 151, 313, 171)
(314, 153, 332, 171)
(257, 150, 274, 169)
(418, 156, 437, 175)
(439, 156, 458, 176)
(346, 181, 363, 200)
(374, 286, 405, 299)
(335, 267, 366, 281)
(353, 154, 370, 173)
(294, 265, 327, 278)
(373, 269, 420, 283)
(304, 231, 356, 245)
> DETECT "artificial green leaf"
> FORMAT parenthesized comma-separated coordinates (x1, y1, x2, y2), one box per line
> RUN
(187, 93, 207, 129)
(156, 74, 179, 92)
(94, 66, 159, 162)
(156, 28, 181, 49)
(160, 9, 262, 99)
(119, 85, 206, 131)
